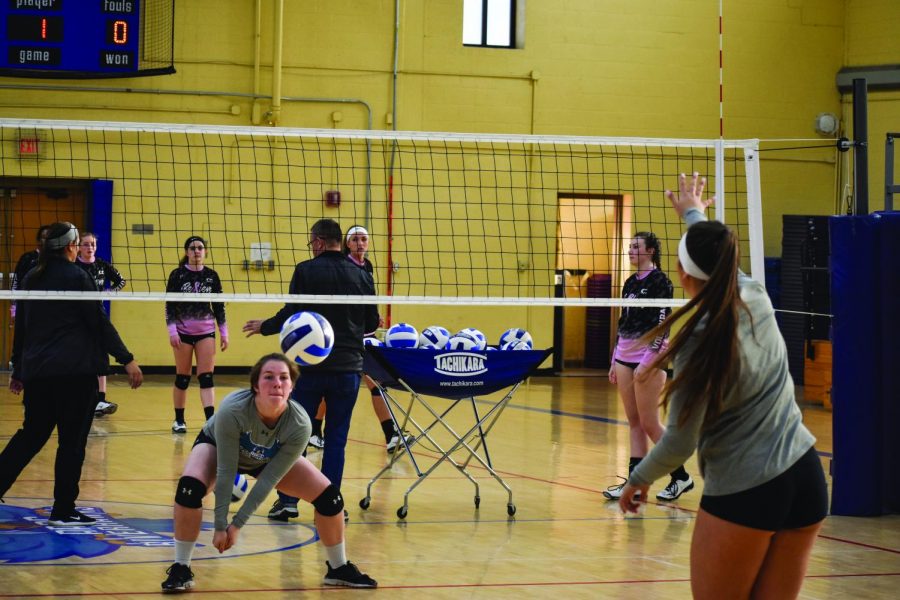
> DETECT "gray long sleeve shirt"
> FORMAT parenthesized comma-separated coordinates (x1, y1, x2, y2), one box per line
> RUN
(202, 389, 311, 530)
(629, 208, 816, 496)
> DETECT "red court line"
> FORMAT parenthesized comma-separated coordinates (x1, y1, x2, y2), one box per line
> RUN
(817, 534, 900, 555)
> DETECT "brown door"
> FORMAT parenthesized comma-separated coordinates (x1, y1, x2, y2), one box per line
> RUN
(0, 182, 87, 366)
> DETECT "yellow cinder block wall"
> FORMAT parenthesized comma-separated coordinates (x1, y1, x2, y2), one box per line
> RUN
(1, 0, 897, 367)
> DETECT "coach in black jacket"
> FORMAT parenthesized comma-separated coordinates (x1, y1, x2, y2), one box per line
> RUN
(243, 218, 378, 519)
(0, 222, 142, 526)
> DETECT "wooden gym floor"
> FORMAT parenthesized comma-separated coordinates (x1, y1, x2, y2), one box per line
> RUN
(0, 372, 898, 599)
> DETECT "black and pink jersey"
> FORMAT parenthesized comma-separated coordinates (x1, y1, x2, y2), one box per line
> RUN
(613, 269, 673, 366)
(164, 265, 226, 337)
(76, 257, 126, 291)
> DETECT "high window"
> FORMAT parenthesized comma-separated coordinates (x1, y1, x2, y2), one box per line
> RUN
(463, 0, 517, 48)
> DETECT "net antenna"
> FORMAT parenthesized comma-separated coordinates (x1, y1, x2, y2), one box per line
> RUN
(0, 118, 762, 308)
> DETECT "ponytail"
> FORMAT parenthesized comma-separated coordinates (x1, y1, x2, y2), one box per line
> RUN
(642, 221, 748, 429)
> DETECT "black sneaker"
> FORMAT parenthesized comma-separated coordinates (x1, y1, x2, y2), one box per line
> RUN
(161, 562, 194, 593)
(323, 561, 377, 588)
(47, 509, 96, 526)
(267, 499, 299, 521)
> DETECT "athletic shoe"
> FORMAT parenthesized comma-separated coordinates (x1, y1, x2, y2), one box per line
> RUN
(601, 477, 639, 501)
(323, 561, 378, 588)
(171, 421, 187, 434)
(161, 562, 194, 593)
(344, 509, 349, 523)
(386, 431, 415, 453)
(94, 400, 118, 417)
(267, 499, 299, 521)
(307, 434, 325, 449)
(656, 476, 695, 501)
(47, 509, 96, 526)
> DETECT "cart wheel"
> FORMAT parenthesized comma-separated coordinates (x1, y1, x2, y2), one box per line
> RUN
(474, 496, 481, 509)
(396, 506, 408, 519)
(507, 503, 517, 516)
(359, 497, 370, 510)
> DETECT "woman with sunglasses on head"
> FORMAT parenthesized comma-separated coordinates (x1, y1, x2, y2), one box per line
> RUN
(165, 235, 228, 434)
(1, 222, 142, 526)
(603, 231, 693, 503)
(619, 174, 827, 599)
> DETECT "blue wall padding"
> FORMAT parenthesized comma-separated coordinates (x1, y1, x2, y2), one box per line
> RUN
(830, 213, 899, 516)
(878, 214, 900, 513)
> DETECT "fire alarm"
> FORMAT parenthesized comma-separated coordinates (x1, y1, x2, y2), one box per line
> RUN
(324, 190, 341, 207)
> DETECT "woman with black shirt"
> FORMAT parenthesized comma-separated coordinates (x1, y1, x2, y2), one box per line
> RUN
(0, 222, 142, 526)
(603, 232, 693, 502)
(165, 235, 228, 433)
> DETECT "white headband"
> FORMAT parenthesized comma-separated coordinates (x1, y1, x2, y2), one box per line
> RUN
(346, 226, 369, 241)
(678, 233, 710, 281)
(46, 225, 79, 250)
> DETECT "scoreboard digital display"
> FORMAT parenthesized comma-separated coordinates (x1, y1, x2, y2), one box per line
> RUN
(1, 0, 145, 77)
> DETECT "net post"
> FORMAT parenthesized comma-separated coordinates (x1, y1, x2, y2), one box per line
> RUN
(743, 143, 765, 285)
(852, 78, 869, 215)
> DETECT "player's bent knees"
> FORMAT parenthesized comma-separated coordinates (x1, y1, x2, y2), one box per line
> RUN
(312, 484, 344, 517)
(198, 372, 215, 389)
(175, 476, 206, 508)
(174, 374, 191, 390)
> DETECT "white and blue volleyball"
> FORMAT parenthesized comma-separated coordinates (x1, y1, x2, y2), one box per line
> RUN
(363, 336, 384, 347)
(385, 322, 419, 348)
(231, 473, 248, 503)
(279, 311, 334, 366)
(419, 325, 451, 349)
(447, 334, 480, 351)
(499, 328, 533, 349)
(456, 328, 487, 351)
(502, 340, 531, 351)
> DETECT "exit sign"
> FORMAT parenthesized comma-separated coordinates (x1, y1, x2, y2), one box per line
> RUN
(17, 136, 41, 158)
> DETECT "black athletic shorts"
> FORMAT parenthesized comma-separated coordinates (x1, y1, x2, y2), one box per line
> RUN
(614, 358, 673, 378)
(179, 331, 216, 345)
(192, 429, 265, 478)
(700, 446, 828, 531)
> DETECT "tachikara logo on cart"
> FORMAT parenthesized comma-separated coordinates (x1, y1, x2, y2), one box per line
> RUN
(434, 352, 487, 376)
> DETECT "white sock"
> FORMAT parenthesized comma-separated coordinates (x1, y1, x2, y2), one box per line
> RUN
(324, 541, 347, 568)
(174, 539, 196, 566)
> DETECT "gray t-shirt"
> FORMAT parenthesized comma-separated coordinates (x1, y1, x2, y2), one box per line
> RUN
(201, 388, 311, 530)
(629, 209, 816, 496)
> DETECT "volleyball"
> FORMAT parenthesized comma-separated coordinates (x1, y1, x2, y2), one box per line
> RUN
(456, 328, 487, 350)
(447, 334, 480, 351)
(364, 336, 384, 347)
(419, 325, 451, 349)
(279, 311, 335, 366)
(502, 340, 530, 351)
(231, 473, 248, 503)
(385, 322, 419, 348)
(499, 328, 533, 349)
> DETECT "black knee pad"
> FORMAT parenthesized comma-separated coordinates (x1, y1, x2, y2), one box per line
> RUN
(312, 484, 344, 517)
(174, 374, 191, 390)
(198, 372, 214, 389)
(175, 476, 206, 508)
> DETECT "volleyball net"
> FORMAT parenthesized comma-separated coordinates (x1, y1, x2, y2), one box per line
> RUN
(0, 118, 762, 307)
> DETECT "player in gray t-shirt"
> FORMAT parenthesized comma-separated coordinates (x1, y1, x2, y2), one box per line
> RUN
(160, 353, 377, 592)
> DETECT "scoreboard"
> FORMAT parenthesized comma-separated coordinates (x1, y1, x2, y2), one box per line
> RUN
(0, 1, 163, 78)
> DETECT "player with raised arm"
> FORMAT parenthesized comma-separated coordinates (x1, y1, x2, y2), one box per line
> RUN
(619, 174, 827, 599)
